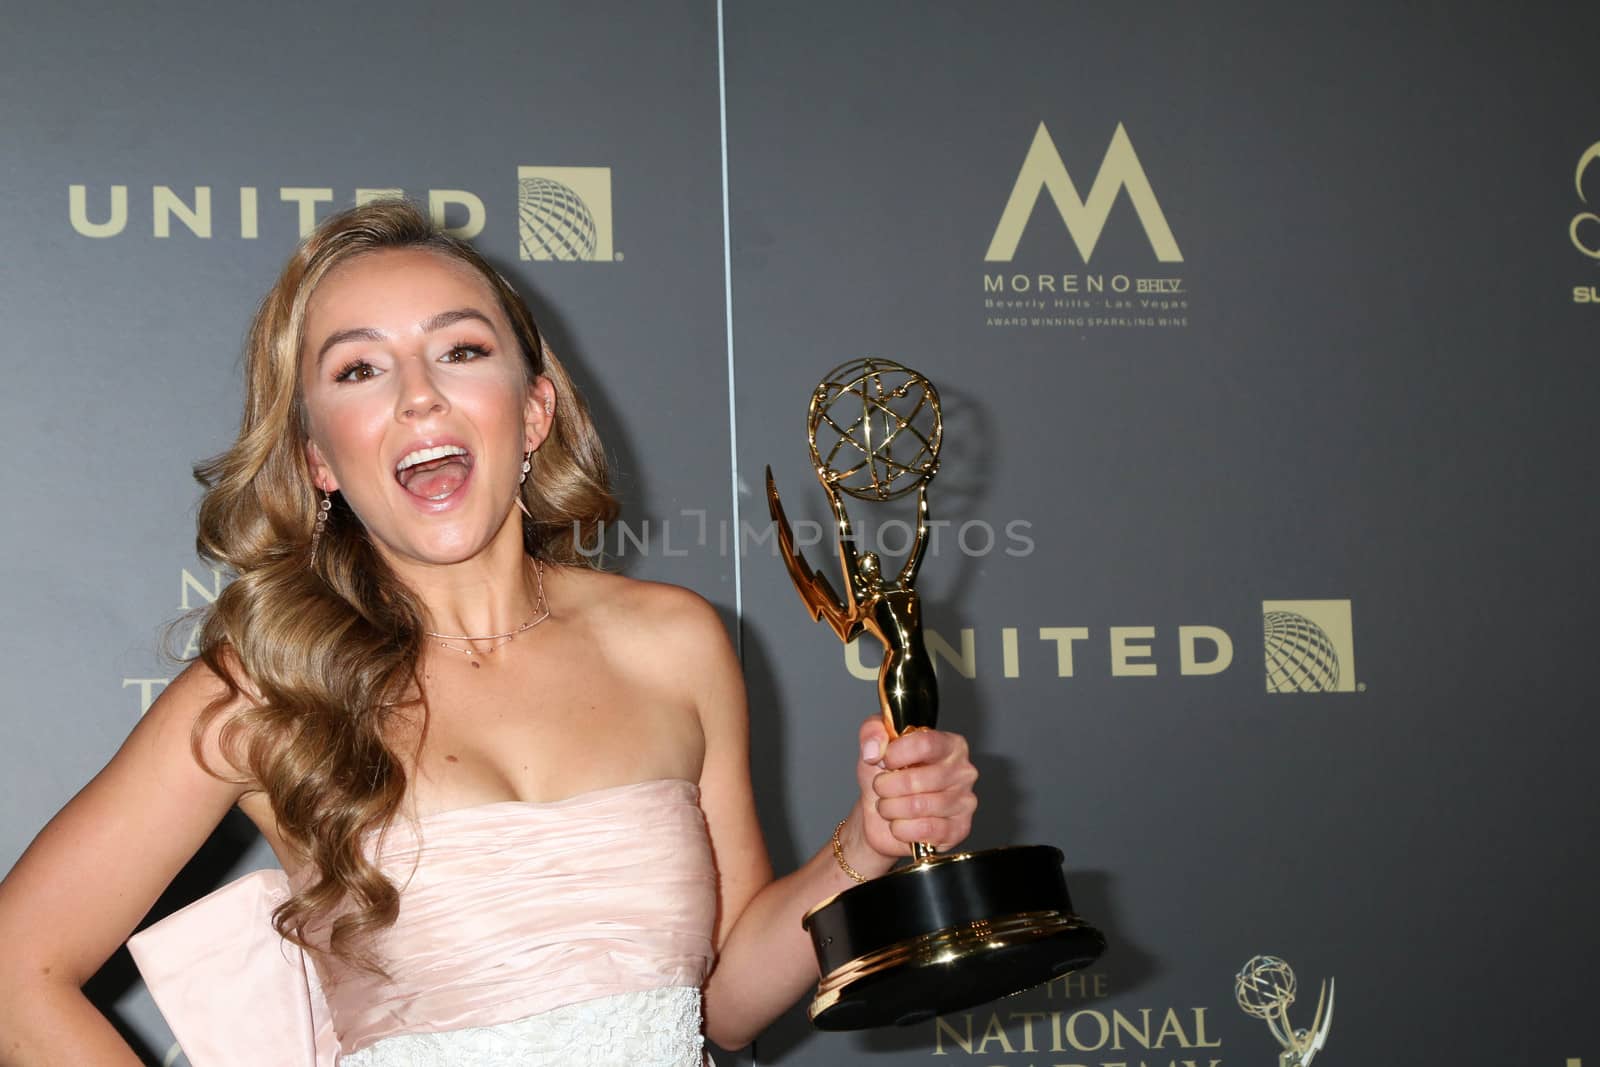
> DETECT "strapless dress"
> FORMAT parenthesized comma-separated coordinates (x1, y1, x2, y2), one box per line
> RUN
(129, 778, 717, 1066)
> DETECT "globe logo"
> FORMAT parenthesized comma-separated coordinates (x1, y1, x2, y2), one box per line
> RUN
(1262, 610, 1340, 693)
(518, 176, 598, 261)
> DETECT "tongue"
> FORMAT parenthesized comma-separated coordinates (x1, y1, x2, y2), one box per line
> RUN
(399, 457, 471, 500)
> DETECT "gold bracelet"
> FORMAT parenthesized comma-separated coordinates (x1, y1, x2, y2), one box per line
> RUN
(831, 817, 867, 883)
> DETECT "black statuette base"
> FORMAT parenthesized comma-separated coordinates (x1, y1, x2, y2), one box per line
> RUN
(802, 844, 1106, 1031)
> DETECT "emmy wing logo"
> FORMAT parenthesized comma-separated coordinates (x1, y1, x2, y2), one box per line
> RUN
(1235, 955, 1334, 1067)
(516, 166, 614, 261)
(1261, 599, 1357, 694)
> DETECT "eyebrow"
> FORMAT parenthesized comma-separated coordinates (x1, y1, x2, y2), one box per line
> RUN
(315, 307, 497, 365)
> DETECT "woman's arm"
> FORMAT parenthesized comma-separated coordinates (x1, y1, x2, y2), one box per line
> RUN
(680, 599, 977, 1051)
(0, 663, 250, 1066)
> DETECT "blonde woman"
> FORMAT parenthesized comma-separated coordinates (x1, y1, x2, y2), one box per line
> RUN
(0, 201, 977, 1066)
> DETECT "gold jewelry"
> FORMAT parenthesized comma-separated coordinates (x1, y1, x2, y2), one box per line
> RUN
(426, 560, 550, 657)
(831, 817, 867, 883)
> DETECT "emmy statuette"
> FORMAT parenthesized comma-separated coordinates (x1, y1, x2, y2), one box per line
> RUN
(766, 358, 1106, 1030)
(1235, 956, 1335, 1067)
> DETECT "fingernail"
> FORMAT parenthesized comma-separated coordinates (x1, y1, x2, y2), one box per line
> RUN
(862, 738, 881, 762)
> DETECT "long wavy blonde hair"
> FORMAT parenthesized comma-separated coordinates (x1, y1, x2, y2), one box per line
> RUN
(190, 200, 616, 971)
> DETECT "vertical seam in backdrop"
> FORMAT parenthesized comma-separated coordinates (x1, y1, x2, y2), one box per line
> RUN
(716, 0, 744, 657)
(719, 13, 760, 1058)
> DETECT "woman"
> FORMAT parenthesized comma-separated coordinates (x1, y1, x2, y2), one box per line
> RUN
(0, 201, 978, 1065)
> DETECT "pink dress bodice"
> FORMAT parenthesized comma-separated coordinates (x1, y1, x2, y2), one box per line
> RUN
(129, 778, 717, 1065)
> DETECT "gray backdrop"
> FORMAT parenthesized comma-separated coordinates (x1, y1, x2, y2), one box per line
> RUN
(2, 2, 1595, 1064)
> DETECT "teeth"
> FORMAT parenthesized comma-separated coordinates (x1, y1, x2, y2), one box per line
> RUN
(396, 444, 469, 473)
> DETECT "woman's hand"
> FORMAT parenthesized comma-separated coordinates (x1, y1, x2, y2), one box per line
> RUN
(853, 716, 979, 861)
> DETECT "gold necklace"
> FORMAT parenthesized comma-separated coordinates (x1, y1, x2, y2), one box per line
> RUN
(425, 560, 550, 658)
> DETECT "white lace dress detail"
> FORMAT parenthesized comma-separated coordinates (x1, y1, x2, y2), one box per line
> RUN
(338, 985, 708, 1067)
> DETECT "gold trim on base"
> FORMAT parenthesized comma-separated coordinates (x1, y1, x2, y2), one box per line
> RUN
(809, 910, 1089, 1021)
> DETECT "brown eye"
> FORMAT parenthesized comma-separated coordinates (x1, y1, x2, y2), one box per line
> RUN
(334, 360, 378, 383)
(443, 343, 491, 363)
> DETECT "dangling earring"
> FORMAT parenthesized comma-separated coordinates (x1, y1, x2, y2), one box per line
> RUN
(517, 451, 533, 518)
(309, 489, 332, 564)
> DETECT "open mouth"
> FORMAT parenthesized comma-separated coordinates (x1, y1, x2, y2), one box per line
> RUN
(395, 444, 474, 501)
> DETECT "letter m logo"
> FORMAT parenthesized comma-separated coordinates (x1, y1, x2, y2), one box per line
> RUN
(985, 122, 1183, 263)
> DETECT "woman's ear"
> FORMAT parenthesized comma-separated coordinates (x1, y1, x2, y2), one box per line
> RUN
(306, 440, 339, 492)
(524, 374, 557, 454)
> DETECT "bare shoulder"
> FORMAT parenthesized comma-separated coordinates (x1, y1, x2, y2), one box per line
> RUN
(548, 566, 739, 693)
(553, 566, 732, 648)
(145, 652, 258, 785)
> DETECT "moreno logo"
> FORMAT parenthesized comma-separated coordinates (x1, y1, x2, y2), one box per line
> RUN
(985, 122, 1182, 264)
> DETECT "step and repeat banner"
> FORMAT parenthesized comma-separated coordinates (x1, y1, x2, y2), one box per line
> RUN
(2, 2, 1595, 1065)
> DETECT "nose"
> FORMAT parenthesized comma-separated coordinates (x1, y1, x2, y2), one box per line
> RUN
(394, 358, 449, 422)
